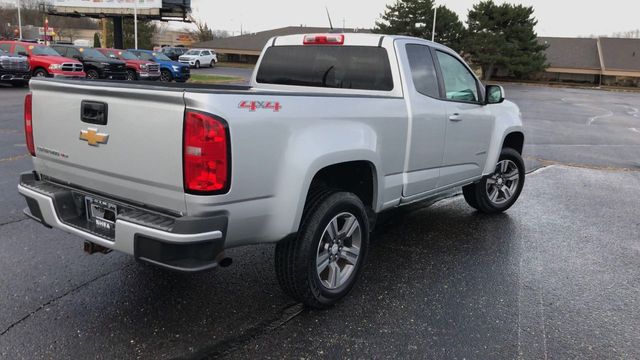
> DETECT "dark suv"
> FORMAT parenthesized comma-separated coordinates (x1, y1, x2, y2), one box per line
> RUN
(160, 46, 187, 61)
(51, 45, 127, 80)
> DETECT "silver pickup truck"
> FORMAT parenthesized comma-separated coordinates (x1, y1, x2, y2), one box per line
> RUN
(18, 33, 525, 308)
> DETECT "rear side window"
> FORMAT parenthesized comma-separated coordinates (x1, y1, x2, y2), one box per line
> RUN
(406, 44, 439, 98)
(15, 44, 27, 55)
(257, 46, 394, 91)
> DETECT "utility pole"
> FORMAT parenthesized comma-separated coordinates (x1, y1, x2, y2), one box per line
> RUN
(16, 0, 22, 40)
(102, 18, 108, 47)
(133, 0, 138, 49)
(431, 6, 437, 42)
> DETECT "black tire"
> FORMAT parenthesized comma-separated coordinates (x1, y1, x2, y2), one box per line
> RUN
(210, 60, 216, 68)
(275, 190, 370, 309)
(126, 69, 137, 81)
(462, 184, 479, 210)
(33, 68, 48, 78)
(195, 60, 200, 69)
(86, 69, 99, 79)
(464, 147, 525, 213)
(160, 69, 173, 82)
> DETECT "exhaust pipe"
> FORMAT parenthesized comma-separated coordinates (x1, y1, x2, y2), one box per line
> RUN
(215, 252, 233, 267)
(83, 241, 112, 255)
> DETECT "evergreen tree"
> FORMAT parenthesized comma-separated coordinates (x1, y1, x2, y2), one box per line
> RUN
(374, 0, 465, 50)
(464, 0, 548, 80)
(106, 18, 157, 50)
(93, 32, 101, 48)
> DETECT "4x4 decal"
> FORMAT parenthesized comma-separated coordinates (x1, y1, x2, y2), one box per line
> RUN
(238, 101, 282, 112)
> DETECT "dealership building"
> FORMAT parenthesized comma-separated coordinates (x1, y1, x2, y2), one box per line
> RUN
(539, 37, 640, 86)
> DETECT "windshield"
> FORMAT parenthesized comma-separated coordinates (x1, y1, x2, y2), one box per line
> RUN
(79, 48, 109, 60)
(185, 50, 200, 56)
(31, 45, 61, 56)
(152, 52, 171, 61)
(118, 50, 139, 60)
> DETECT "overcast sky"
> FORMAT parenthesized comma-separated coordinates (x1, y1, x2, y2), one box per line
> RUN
(188, 0, 639, 37)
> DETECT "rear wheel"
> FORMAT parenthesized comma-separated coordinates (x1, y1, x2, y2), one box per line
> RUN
(160, 69, 173, 82)
(275, 191, 369, 309)
(463, 147, 525, 213)
(126, 69, 137, 81)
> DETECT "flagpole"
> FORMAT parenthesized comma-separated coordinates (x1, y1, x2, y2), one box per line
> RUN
(134, 0, 138, 49)
(431, 6, 437, 42)
(17, 0, 22, 40)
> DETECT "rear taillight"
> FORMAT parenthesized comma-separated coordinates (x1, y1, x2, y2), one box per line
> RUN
(183, 110, 230, 194)
(303, 34, 345, 45)
(24, 93, 35, 157)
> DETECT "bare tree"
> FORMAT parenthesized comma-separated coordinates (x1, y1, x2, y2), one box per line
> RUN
(188, 16, 214, 42)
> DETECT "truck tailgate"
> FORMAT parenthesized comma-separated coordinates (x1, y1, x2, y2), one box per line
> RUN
(30, 80, 187, 214)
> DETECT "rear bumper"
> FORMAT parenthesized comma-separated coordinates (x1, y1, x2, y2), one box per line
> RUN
(18, 172, 228, 272)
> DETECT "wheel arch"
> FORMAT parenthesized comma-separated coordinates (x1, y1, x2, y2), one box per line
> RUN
(482, 126, 525, 176)
(502, 131, 524, 154)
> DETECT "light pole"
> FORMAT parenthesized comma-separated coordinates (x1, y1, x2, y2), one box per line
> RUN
(16, 0, 22, 40)
(431, 6, 437, 42)
(133, 0, 138, 49)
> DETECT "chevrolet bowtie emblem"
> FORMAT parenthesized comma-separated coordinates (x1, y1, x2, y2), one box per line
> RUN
(79, 128, 109, 146)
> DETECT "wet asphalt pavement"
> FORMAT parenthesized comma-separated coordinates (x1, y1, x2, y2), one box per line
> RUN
(0, 82, 639, 359)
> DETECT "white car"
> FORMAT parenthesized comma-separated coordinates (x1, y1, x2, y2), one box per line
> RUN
(178, 48, 218, 68)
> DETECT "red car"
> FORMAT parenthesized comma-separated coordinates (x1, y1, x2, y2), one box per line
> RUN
(96, 48, 161, 81)
(0, 41, 85, 79)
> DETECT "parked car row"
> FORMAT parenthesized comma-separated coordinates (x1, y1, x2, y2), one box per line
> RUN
(0, 40, 194, 84)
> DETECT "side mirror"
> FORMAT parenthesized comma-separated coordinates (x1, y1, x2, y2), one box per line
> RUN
(485, 84, 505, 104)
(18, 51, 29, 57)
(73, 55, 83, 61)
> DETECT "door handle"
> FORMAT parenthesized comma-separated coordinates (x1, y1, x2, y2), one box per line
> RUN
(449, 113, 463, 122)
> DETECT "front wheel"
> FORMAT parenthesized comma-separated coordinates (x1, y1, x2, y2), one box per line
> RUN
(86, 69, 99, 79)
(126, 69, 137, 81)
(195, 60, 200, 69)
(33, 69, 48, 78)
(160, 69, 173, 82)
(275, 191, 369, 309)
(462, 147, 525, 213)
(210, 60, 216, 68)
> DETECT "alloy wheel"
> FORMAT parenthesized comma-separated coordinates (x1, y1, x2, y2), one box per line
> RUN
(486, 159, 520, 205)
(316, 212, 362, 290)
